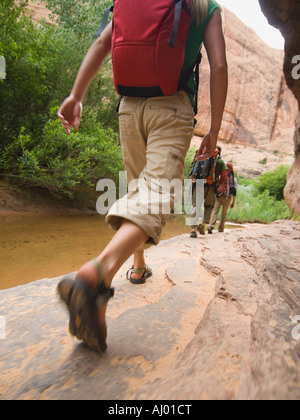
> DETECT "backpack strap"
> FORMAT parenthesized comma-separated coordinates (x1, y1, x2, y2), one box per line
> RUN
(95, 5, 114, 38)
(193, 52, 202, 114)
(169, 0, 190, 48)
(178, 51, 202, 114)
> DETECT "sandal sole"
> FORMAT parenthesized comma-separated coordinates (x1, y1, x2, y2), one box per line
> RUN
(57, 276, 109, 353)
(129, 270, 153, 285)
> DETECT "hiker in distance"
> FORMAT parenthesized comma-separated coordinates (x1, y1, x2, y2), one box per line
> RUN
(207, 162, 238, 233)
(57, 0, 228, 353)
(190, 145, 227, 238)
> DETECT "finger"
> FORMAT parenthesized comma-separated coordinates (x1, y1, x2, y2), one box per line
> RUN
(60, 118, 70, 126)
(74, 116, 80, 131)
(64, 126, 71, 135)
(58, 115, 70, 129)
(61, 120, 71, 131)
(197, 145, 206, 157)
(61, 122, 70, 135)
(57, 109, 66, 121)
(60, 119, 71, 135)
(58, 111, 72, 134)
(197, 155, 209, 162)
(198, 151, 214, 161)
(58, 112, 69, 125)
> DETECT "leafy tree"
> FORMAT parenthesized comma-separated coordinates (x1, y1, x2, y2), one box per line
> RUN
(0, 0, 121, 204)
(45, 0, 113, 43)
(0, 0, 119, 149)
(44, 0, 120, 129)
(0, 107, 123, 200)
(0, 0, 83, 149)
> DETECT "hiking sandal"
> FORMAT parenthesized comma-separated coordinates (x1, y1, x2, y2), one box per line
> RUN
(57, 259, 114, 353)
(126, 265, 153, 285)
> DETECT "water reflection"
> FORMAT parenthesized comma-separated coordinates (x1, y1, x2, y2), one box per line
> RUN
(0, 212, 189, 290)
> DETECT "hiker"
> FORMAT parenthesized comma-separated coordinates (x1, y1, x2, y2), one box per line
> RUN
(57, 0, 228, 353)
(207, 162, 238, 233)
(190, 146, 227, 237)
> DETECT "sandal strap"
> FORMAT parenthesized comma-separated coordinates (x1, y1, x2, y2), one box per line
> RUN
(90, 258, 115, 303)
(130, 265, 151, 274)
(131, 267, 147, 274)
(90, 258, 103, 286)
(126, 265, 152, 281)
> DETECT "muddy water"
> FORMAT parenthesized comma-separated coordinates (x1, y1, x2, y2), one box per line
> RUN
(0, 212, 190, 290)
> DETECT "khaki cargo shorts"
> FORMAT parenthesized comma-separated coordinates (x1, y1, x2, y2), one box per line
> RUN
(106, 91, 195, 245)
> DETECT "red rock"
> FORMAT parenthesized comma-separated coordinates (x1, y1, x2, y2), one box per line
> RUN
(259, 0, 300, 215)
(195, 8, 298, 149)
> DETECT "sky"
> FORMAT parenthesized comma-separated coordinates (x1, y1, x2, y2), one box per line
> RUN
(218, 0, 284, 50)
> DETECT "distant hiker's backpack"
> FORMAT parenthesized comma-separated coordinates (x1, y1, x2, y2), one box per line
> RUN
(96, 0, 201, 101)
(227, 171, 237, 197)
(190, 155, 215, 181)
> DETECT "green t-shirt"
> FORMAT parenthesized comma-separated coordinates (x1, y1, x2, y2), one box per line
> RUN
(179, 0, 221, 107)
(215, 157, 227, 180)
(211, 157, 227, 188)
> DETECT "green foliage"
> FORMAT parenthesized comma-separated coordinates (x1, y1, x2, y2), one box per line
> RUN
(259, 157, 268, 165)
(44, 0, 113, 43)
(255, 165, 289, 201)
(184, 147, 197, 179)
(0, 0, 83, 149)
(227, 168, 292, 223)
(44, 0, 120, 130)
(0, 107, 123, 200)
(227, 184, 291, 224)
(0, 0, 119, 150)
(0, 0, 121, 203)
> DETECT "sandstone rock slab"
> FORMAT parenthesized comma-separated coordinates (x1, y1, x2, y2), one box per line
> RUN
(137, 221, 300, 400)
(1, 222, 299, 400)
(0, 235, 215, 400)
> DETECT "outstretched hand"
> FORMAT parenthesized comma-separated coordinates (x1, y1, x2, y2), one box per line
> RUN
(196, 132, 218, 161)
(57, 95, 82, 135)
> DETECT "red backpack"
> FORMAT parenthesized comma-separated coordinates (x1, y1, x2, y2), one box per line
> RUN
(96, 0, 192, 98)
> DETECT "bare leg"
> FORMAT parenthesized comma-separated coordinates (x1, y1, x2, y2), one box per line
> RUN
(77, 220, 149, 287)
(130, 249, 146, 281)
(75, 220, 149, 326)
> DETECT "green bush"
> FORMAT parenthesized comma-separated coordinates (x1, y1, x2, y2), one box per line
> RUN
(0, 0, 83, 149)
(227, 184, 291, 224)
(0, 107, 123, 200)
(0, 0, 121, 203)
(0, 0, 119, 150)
(255, 165, 289, 201)
(225, 167, 292, 223)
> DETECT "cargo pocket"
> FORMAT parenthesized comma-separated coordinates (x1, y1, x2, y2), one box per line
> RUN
(119, 111, 136, 141)
(168, 146, 186, 182)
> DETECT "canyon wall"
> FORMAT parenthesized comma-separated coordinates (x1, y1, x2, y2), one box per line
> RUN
(258, 0, 300, 215)
(195, 8, 298, 150)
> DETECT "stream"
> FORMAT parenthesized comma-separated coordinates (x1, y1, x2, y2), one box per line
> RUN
(0, 212, 190, 290)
